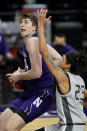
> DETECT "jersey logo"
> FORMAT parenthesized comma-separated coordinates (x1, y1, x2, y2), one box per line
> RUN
(75, 84, 84, 100)
(24, 58, 29, 71)
(24, 97, 43, 115)
(33, 97, 43, 108)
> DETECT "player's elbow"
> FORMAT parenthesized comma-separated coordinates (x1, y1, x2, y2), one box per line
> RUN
(35, 68, 42, 78)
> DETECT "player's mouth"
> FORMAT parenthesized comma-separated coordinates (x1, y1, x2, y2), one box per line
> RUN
(21, 29, 26, 32)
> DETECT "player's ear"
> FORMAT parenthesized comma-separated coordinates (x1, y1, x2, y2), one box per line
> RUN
(32, 25, 37, 32)
(66, 64, 71, 69)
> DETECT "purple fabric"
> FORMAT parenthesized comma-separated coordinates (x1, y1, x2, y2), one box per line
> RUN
(83, 107, 87, 115)
(50, 43, 77, 56)
(0, 33, 9, 55)
(10, 88, 53, 121)
(1, 105, 87, 117)
(23, 32, 54, 91)
(62, 44, 77, 55)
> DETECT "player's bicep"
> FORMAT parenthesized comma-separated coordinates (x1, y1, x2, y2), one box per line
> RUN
(43, 51, 67, 82)
(83, 89, 87, 107)
(47, 44, 63, 61)
(27, 38, 42, 73)
(84, 89, 87, 101)
(30, 50, 42, 71)
(43, 51, 69, 94)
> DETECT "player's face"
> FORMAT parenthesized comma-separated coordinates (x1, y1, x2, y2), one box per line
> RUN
(59, 55, 71, 71)
(20, 18, 34, 38)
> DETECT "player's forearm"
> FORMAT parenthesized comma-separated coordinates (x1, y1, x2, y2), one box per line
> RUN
(38, 24, 62, 63)
(19, 69, 42, 80)
(38, 23, 48, 55)
(47, 45, 63, 62)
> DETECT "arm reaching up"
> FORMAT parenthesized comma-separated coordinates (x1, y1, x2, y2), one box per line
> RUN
(37, 9, 70, 95)
(38, 9, 62, 66)
(37, 9, 50, 55)
(47, 44, 63, 65)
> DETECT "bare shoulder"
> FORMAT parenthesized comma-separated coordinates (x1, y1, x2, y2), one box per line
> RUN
(26, 37, 39, 54)
(28, 37, 38, 44)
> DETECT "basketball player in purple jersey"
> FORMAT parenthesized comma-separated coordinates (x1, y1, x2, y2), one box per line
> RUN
(0, 13, 62, 131)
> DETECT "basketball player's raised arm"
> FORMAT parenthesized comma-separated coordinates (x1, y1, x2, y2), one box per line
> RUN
(47, 44, 63, 65)
(20, 37, 42, 80)
(38, 9, 69, 94)
(83, 89, 87, 107)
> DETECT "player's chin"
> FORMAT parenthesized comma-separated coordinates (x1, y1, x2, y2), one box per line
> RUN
(21, 32, 26, 37)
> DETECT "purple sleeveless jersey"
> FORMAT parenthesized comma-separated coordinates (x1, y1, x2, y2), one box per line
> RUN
(23, 33, 54, 92)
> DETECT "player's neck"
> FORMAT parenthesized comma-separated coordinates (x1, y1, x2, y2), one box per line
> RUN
(24, 31, 36, 45)
(65, 69, 70, 72)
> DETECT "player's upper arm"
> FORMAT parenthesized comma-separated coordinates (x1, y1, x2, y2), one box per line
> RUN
(38, 29, 69, 94)
(43, 51, 69, 94)
(84, 89, 87, 101)
(83, 89, 87, 107)
(26, 37, 42, 77)
(47, 44, 63, 61)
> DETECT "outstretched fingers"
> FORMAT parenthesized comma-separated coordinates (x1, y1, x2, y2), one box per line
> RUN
(6, 73, 12, 77)
(47, 16, 52, 21)
(37, 8, 52, 24)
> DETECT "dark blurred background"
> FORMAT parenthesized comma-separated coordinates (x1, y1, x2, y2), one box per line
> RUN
(0, 0, 87, 51)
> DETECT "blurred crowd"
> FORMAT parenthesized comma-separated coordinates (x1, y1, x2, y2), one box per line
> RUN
(0, 32, 24, 104)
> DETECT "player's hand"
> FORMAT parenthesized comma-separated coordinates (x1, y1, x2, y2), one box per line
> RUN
(37, 9, 52, 25)
(6, 70, 21, 86)
(18, 67, 25, 73)
(18, 67, 21, 73)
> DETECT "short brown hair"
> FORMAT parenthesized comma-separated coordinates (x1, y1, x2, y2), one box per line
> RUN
(19, 13, 38, 30)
